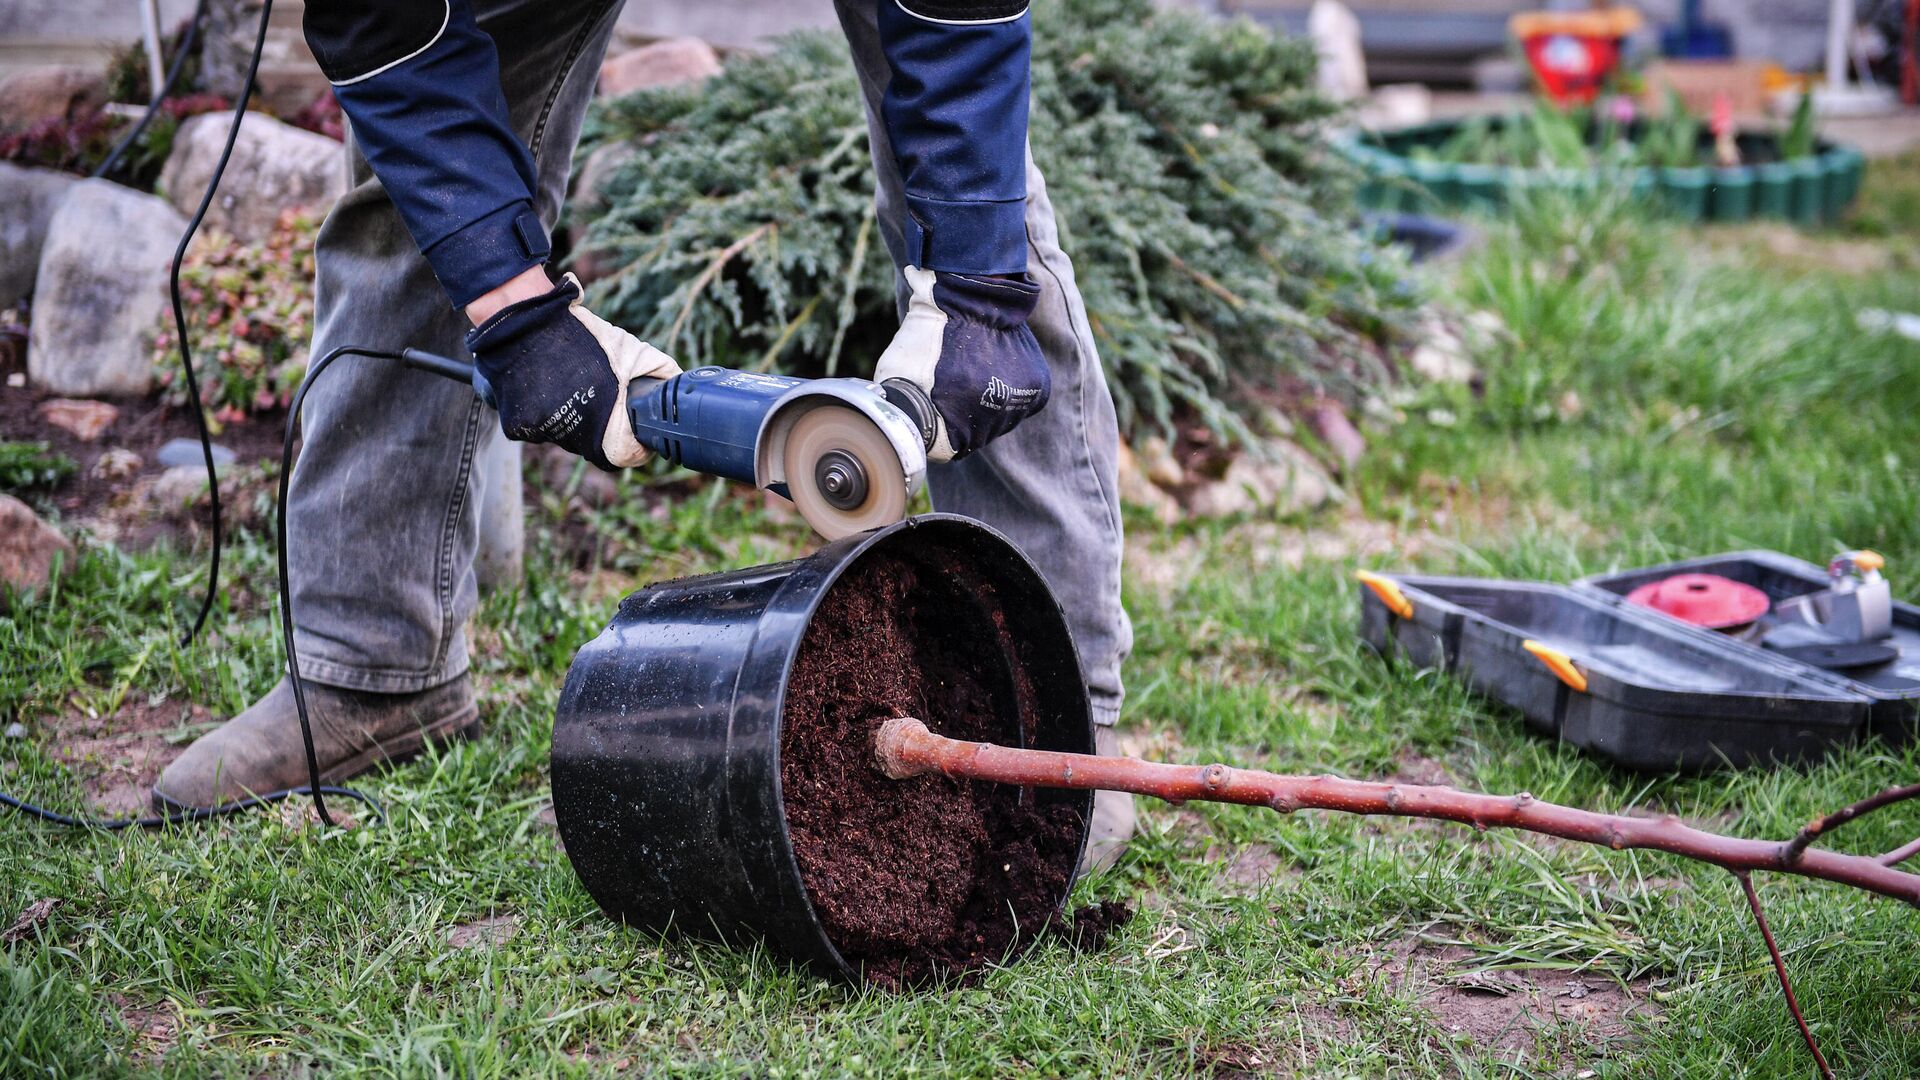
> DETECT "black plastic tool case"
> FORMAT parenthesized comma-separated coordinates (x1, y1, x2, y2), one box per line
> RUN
(1356, 551, 1918, 771)
(1581, 550, 1920, 745)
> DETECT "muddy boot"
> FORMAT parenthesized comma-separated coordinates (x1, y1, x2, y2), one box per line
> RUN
(153, 676, 480, 810)
(1079, 725, 1137, 874)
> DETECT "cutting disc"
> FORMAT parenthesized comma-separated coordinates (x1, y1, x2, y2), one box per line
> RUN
(1625, 573, 1771, 630)
(783, 405, 910, 541)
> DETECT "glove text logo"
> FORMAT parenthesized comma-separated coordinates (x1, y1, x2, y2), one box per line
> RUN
(979, 376, 1042, 412)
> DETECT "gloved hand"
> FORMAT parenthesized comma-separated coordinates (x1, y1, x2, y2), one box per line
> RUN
(875, 267, 1051, 462)
(465, 273, 681, 470)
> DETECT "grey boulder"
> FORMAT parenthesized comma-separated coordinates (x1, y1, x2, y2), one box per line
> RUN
(0, 163, 78, 309)
(159, 111, 345, 243)
(28, 179, 187, 398)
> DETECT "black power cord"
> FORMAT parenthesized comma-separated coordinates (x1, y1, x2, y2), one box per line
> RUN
(275, 346, 472, 827)
(168, 0, 278, 649)
(1, 0, 442, 831)
(91, 0, 212, 183)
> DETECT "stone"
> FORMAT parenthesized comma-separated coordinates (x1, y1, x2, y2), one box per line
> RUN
(1359, 84, 1433, 130)
(36, 399, 118, 441)
(1135, 435, 1184, 490)
(1307, 0, 1367, 101)
(149, 466, 209, 509)
(90, 448, 143, 481)
(474, 436, 525, 591)
(0, 493, 74, 592)
(567, 142, 641, 284)
(155, 438, 236, 470)
(598, 37, 723, 99)
(0, 66, 106, 132)
(1115, 441, 1178, 524)
(0, 163, 79, 309)
(158, 111, 346, 243)
(1187, 441, 1336, 519)
(572, 141, 637, 214)
(28, 180, 187, 398)
(1309, 401, 1366, 470)
(1407, 317, 1479, 386)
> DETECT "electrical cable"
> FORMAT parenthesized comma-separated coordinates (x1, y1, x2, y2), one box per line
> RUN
(2, 0, 393, 832)
(1, 786, 384, 830)
(169, 0, 276, 649)
(277, 346, 407, 829)
(91, 0, 211, 182)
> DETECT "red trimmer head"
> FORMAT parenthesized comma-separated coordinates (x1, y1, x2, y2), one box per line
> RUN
(1626, 573, 1771, 630)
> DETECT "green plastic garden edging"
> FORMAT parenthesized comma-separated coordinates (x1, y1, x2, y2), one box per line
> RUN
(1342, 118, 1867, 226)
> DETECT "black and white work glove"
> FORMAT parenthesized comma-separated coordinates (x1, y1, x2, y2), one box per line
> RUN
(875, 268, 1051, 462)
(466, 274, 681, 470)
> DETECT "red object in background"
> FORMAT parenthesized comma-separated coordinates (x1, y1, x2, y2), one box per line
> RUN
(1521, 33, 1622, 104)
(1510, 9, 1645, 105)
(1627, 573, 1772, 630)
(1903, 0, 1917, 106)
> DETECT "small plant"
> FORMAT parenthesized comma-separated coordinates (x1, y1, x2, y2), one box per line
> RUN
(1781, 90, 1819, 161)
(0, 442, 78, 494)
(0, 94, 229, 189)
(103, 19, 204, 106)
(151, 209, 319, 421)
(1637, 89, 1704, 169)
(1415, 93, 1711, 171)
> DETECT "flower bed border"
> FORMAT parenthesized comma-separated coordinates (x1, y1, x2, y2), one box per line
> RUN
(1341, 119, 1867, 225)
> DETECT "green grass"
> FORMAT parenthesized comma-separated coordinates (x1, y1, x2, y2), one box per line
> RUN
(6, 177, 1920, 1076)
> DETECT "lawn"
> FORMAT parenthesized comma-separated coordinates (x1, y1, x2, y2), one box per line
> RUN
(5, 162, 1920, 1077)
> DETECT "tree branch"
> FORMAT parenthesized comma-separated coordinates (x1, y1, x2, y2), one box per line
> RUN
(873, 718, 1920, 907)
(1737, 872, 1834, 1080)
(875, 718, 1916, 1074)
(1783, 783, 1920, 864)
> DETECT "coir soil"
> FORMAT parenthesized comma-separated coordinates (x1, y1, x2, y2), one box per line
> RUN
(779, 549, 1127, 987)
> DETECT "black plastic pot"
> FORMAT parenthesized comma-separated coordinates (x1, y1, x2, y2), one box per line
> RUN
(550, 514, 1095, 980)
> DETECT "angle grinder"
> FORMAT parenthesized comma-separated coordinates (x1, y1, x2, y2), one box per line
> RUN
(403, 349, 937, 540)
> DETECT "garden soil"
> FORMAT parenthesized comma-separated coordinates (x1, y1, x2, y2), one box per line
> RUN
(780, 550, 1128, 987)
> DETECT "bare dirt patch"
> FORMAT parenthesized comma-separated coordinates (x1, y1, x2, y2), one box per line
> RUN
(1388, 748, 1456, 788)
(38, 698, 213, 815)
(1219, 844, 1289, 892)
(1367, 936, 1661, 1065)
(0, 350, 286, 551)
(106, 993, 182, 1062)
(448, 913, 521, 950)
(1124, 513, 1434, 600)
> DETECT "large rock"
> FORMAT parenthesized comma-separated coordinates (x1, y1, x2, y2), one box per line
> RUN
(28, 180, 187, 398)
(1115, 440, 1178, 524)
(598, 37, 722, 99)
(158, 111, 345, 243)
(1187, 440, 1337, 519)
(0, 66, 106, 132)
(0, 163, 78, 309)
(0, 494, 74, 594)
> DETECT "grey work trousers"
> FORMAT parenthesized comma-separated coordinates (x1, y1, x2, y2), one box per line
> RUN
(289, 0, 1132, 724)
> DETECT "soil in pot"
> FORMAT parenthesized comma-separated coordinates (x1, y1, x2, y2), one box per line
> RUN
(779, 549, 1128, 987)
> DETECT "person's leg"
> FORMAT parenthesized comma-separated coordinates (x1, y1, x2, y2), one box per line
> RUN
(833, 0, 1135, 865)
(157, 0, 626, 807)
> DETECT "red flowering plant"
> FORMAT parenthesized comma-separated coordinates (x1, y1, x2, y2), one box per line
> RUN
(152, 209, 319, 425)
(0, 93, 230, 187)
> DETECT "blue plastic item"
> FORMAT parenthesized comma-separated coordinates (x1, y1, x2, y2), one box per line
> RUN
(629, 366, 804, 487)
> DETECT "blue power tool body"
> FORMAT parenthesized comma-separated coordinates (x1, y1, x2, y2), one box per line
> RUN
(410, 348, 931, 539)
